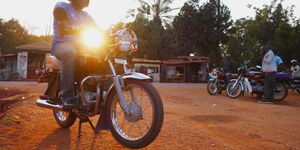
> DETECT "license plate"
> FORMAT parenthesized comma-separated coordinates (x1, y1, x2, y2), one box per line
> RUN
(114, 58, 127, 65)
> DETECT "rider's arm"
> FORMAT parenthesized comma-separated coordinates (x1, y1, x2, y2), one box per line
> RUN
(53, 7, 80, 36)
(83, 12, 103, 32)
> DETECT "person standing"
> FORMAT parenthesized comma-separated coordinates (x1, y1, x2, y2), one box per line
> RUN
(223, 56, 234, 85)
(274, 52, 286, 72)
(260, 46, 277, 104)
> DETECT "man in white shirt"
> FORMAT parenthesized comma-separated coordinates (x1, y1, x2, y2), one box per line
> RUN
(260, 46, 277, 104)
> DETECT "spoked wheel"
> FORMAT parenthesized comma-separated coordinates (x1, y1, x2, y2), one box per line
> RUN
(207, 80, 219, 95)
(106, 80, 164, 149)
(53, 110, 77, 128)
(52, 90, 77, 128)
(226, 81, 243, 98)
(273, 82, 288, 102)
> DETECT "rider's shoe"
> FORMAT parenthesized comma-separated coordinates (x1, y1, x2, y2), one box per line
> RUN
(40, 95, 58, 105)
(47, 99, 58, 105)
(63, 99, 77, 109)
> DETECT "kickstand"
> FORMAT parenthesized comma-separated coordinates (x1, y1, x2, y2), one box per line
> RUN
(77, 117, 96, 138)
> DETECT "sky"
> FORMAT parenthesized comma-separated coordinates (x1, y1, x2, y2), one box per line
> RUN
(0, 0, 299, 35)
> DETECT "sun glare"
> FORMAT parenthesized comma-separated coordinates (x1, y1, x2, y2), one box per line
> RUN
(82, 28, 104, 48)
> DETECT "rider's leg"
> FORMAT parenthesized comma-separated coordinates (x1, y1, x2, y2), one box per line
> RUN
(264, 72, 276, 102)
(52, 42, 77, 106)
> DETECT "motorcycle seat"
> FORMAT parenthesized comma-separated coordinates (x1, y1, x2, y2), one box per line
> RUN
(231, 74, 238, 79)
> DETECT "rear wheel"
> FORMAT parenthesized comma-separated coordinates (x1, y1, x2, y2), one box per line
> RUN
(105, 80, 164, 149)
(53, 110, 77, 128)
(51, 75, 77, 128)
(273, 82, 288, 102)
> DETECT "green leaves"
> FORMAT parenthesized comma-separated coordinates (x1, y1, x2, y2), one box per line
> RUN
(0, 19, 50, 54)
(172, 0, 232, 66)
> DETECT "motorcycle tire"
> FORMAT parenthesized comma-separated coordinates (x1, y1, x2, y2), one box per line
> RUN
(105, 79, 164, 149)
(51, 78, 77, 128)
(207, 80, 219, 95)
(53, 110, 77, 128)
(273, 82, 288, 102)
(226, 81, 243, 98)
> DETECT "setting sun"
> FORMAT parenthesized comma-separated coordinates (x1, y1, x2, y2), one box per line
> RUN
(82, 28, 104, 48)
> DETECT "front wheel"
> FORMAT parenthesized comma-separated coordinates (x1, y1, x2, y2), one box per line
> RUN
(273, 82, 288, 102)
(105, 80, 164, 149)
(226, 81, 243, 98)
(207, 80, 220, 95)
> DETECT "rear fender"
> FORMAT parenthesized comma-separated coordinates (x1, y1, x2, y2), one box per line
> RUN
(209, 78, 216, 82)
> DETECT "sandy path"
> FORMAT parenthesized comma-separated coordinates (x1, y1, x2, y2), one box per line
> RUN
(0, 82, 299, 149)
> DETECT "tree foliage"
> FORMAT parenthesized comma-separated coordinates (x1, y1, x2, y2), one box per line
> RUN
(136, 0, 178, 25)
(0, 18, 50, 54)
(127, 0, 299, 68)
(1, 0, 299, 69)
(172, 0, 232, 66)
(226, 0, 300, 67)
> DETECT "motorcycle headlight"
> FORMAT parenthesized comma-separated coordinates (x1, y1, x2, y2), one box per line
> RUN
(115, 29, 138, 52)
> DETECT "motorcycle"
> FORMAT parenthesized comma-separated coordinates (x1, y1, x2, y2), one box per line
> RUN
(226, 61, 289, 101)
(207, 68, 238, 95)
(286, 74, 300, 94)
(36, 28, 164, 149)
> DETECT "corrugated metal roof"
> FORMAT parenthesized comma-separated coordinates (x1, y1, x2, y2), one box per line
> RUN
(16, 41, 51, 52)
(163, 59, 209, 65)
(132, 58, 162, 64)
(0, 54, 17, 58)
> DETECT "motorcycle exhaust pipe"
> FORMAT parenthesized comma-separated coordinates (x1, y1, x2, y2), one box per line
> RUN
(36, 99, 66, 112)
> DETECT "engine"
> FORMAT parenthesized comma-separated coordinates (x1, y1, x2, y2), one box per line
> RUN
(249, 79, 264, 93)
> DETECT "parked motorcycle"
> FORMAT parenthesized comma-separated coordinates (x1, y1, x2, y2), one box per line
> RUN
(226, 62, 289, 101)
(286, 74, 300, 94)
(207, 68, 238, 95)
(36, 28, 164, 149)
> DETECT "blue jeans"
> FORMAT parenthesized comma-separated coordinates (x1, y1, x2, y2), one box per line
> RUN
(52, 42, 77, 103)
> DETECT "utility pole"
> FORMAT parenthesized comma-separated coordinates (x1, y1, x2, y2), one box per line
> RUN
(217, 0, 220, 17)
(0, 33, 3, 55)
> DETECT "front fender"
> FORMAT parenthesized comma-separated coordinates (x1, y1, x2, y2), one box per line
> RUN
(230, 79, 237, 82)
(106, 72, 152, 98)
(209, 78, 216, 82)
(122, 72, 152, 81)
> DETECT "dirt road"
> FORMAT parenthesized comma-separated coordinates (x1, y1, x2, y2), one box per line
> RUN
(0, 82, 300, 150)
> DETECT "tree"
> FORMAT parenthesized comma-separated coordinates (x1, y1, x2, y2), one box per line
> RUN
(226, 0, 300, 66)
(173, 0, 232, 66)
(0, 18, 50, 54)
(0, 19, 29, 54)
(126, 0, 178, 60)
(136, 0, 178, 25)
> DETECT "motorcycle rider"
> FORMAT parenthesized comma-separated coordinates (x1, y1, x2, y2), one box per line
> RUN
(51, 0, 98, 108)
(260, 46, 277, 104)
(290, 60, 300, 77)
(223, 55, 234, 85)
